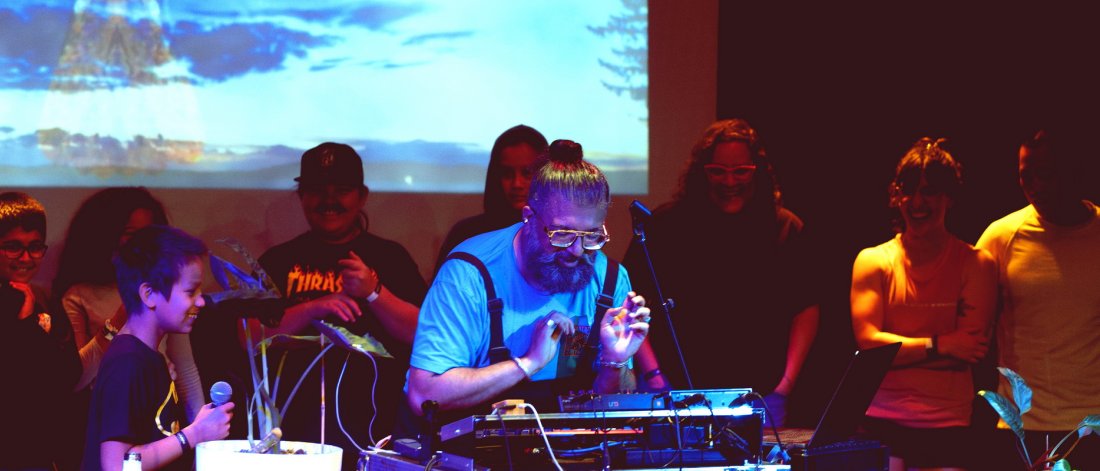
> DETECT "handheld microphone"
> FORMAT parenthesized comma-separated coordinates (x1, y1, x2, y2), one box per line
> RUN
(210, 381, 232, 407)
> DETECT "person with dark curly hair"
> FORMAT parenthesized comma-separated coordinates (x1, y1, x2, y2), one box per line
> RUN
(623, 118, 821, 427)
(851, 138, 996, 470)
(53, 188, 202, 410)
(51, 187, 207, 470)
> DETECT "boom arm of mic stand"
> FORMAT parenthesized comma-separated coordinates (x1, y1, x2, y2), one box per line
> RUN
(632, 222, 694, 390)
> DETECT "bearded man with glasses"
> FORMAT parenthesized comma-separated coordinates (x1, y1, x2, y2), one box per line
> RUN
(407, 139, 656, 428)
(623, 119, 821, 428)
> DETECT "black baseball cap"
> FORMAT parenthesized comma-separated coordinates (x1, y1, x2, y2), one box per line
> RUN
(295, 142, 365, 186)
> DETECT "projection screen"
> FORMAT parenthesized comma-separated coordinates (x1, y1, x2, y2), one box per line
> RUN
(0, 0, 648, 193)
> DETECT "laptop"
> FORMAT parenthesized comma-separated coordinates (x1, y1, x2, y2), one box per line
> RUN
(765, 342, 900, 451)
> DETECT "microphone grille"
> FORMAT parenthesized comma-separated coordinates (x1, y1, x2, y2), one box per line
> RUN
(210, 381, 232, 406)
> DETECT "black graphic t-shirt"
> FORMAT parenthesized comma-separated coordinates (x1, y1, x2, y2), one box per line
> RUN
(83, 334, 187, 471)
(258, 229, 427, 464)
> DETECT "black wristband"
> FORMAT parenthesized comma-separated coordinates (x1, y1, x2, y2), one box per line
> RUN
(931, 334, 940, 357)
(366, 281, 382, 303)
(174, 431, 191, 451)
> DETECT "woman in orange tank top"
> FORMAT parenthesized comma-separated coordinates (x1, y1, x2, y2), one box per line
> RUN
(850, 138, 997, 471)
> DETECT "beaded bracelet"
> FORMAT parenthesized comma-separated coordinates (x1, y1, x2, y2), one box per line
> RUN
(595, 357, 628, 369)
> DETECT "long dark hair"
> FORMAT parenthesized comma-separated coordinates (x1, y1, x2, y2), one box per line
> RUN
(52, 187, 169, 298)
(483, 124, 548, 215)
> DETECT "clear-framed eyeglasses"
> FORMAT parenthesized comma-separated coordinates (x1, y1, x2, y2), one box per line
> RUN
(703, 163, 757, 181)
(544, 226, 610, 250)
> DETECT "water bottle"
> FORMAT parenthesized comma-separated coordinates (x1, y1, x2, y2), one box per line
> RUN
(122, 451, 142, 471)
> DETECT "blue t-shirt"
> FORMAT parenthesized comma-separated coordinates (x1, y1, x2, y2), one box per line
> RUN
(411, 222, 632, 383)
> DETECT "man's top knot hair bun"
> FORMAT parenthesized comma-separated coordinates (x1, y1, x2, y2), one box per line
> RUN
(547, 139, 583, 163)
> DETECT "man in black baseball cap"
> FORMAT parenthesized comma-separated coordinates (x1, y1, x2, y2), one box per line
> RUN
(255, 142, 426, 469)
(294, 142, 366, 188)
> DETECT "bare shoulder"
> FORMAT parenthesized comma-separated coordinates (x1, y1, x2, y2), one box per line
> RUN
(852, 245, 886, 280)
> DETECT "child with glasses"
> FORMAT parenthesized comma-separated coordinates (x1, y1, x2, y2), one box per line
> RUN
(82, 225, 232, 471)
(0, 191, 82, 470)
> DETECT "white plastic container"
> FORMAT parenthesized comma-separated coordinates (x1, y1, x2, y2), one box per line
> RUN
(196, 440, 342, 471)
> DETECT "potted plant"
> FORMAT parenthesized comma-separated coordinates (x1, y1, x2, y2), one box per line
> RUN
(980, 368, 1099, 471)
(195, 239, 391, 471)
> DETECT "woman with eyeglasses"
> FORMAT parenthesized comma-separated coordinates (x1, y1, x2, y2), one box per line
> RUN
(850, 138, 996, 471)
(0, 191, 81, 470)
(622, 118, 821, 427)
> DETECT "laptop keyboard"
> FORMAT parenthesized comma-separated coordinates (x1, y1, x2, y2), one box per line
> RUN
(764, 427, 814, 446)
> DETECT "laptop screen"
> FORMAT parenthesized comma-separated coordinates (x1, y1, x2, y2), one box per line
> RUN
(806, 342, 900, 448)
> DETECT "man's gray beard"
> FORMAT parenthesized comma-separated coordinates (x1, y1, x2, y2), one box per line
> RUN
(521, 226, 596, 294)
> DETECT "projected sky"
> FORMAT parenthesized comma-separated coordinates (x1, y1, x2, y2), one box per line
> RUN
(0, 0, 648, 192)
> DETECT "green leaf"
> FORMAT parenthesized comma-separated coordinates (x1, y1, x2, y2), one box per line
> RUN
(254, 333, 323, 352)
(209, 254, 236, 291)
(216, 238, 281, 294)
(207, 287, 281, 303)
(979, 390, 1025, 440)
(998, 367, 1033, 414)
(314, 320, 393, 358)
(1052, 458, 1073, 471)
(1080, 415, 1100, 437)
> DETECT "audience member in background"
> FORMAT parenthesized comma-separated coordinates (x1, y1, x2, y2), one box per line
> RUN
(82, 225, 232, 471)
(434, 124, 548, 273)
(254, 142, 426, 469)
(851, 138, 996, 471)
(53, 187, 203, 406)
(976, 128, 1100, 470)
(0, 191, 81, 470)
(622, 118, 819, 426)
(51, 187, 204, 469)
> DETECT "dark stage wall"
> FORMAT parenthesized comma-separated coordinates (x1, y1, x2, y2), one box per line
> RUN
(717, 3, 1100, 426)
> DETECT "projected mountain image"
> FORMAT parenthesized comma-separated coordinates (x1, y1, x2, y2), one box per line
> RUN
(0, 0, 648, 192)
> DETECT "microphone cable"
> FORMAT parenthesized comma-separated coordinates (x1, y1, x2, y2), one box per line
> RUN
(335, 350, 381, 453)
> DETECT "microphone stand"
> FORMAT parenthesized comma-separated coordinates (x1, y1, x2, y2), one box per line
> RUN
(631, 204, 694, 390)
(420, 400, 439, 465)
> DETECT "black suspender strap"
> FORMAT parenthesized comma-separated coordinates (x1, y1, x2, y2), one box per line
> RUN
(447, 252, 621, 372)
(578, 259, 620, 377)
(446, 252, 511, 364)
